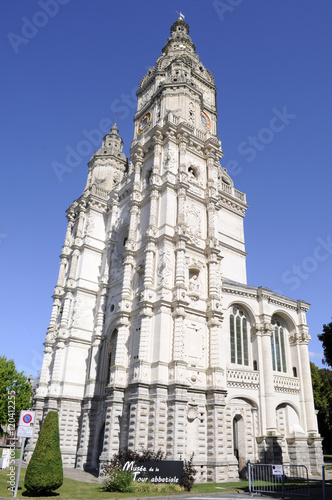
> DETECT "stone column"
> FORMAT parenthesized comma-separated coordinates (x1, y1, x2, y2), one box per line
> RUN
(48, 339, 65, 396)
(138, 308, 152, 362)
(255, 321, 277, 434)
(172, 307, 185, 362)
(298, 327, 318, 433)
(143, 242, 155, 288)
(60, 292, 73, 330)
(35, 344, 53, 397)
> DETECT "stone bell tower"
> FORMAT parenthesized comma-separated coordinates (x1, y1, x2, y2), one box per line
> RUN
(30, 16, 322, 481)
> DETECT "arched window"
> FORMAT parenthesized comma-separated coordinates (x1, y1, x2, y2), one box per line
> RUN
(230, 306, 249, 366)
(188, 165, 198, 179)
(271, 317, 287, 373)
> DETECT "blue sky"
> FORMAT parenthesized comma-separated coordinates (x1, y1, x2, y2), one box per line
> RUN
(1, 0, 331, 378)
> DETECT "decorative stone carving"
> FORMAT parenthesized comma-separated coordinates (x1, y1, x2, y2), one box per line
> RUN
(187, 405, 198, 422)
(185, 205, 201, 244)
(157, 249, 172, 286)
(163, 145, 176, 172)
(188, 101, 195, 126)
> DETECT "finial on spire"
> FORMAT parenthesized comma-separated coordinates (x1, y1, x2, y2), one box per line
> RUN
(176, 11, 185, 21)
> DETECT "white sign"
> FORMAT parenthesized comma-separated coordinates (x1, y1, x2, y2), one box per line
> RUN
(18, 410, 35, 428)
(0, 449, 10, 469)
(272, 464, 283, 476)
(17, 426, 34, 438)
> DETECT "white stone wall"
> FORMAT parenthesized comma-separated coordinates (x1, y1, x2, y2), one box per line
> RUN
(30, 17, 323, 480)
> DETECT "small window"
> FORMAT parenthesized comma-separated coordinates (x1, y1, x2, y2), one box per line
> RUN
(147, 169, 152, 184)
(293, 367, 297, 377)
(253, 360, 258, 371)
(188, 166, 197, 178)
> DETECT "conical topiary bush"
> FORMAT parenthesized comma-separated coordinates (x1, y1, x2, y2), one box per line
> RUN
(24, 411, 63, 495)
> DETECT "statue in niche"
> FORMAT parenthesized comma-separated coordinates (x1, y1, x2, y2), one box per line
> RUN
(188, 271, 201, 299)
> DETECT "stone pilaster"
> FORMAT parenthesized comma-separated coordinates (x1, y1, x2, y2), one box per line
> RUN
(254, 320, 277, 435)
(100, 389, 124, 462)
(127, 385, 150, 450)
(206, 390, 227, 482)
(167, 386, 188, 459)
(148, 386, 168, 453)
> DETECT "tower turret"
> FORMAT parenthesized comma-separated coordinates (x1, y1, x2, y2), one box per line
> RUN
(85, 123, 127, 192)
(132, 16, 219, 147)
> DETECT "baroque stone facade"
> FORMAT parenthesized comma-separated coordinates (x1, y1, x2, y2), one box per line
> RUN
(27, 17, 323, 480)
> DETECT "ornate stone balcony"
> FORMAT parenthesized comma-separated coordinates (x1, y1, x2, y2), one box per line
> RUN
(273, 374, 300, 394)
(220, 182, 246, 203)
(90, 184, 109, 200)
(227, 369, 260, 389)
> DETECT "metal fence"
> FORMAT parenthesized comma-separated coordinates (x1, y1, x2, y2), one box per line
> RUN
(322, 465, 332, 500)
(248, 463, 310, 498)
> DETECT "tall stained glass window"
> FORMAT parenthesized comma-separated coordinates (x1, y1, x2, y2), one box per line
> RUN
(271, 317, 287, 372)
(230, 307, 249, 366)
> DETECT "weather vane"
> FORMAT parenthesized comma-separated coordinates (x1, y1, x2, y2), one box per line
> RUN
(176, 11, 185, 20)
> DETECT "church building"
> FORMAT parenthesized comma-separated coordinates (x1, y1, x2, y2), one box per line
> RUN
(28, 17, 323, 480)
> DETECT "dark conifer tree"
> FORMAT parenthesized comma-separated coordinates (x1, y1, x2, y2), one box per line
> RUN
(24, 411, 63, 495)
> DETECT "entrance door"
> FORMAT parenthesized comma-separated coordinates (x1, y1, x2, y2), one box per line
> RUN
(233, 415, 247, 478)
(233, 417, 239, 460)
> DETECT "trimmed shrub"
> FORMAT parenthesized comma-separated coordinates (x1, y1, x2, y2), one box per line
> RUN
(24, 411, 63, 495)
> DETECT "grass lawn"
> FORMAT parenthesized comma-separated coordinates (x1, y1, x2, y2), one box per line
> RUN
(0, 467, 249, 500)
(324, 455, 332, 470)
(1, 447, 20, 460)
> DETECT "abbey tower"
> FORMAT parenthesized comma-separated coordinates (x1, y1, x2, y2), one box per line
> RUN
(28, 17, 323, 480)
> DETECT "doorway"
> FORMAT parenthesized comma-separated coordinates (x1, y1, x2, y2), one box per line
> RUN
(233, 415, 246, 478)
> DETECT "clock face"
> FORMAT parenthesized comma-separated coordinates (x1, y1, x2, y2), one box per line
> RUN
(201, 110, 211, 131)
(138, 112, 151, 135)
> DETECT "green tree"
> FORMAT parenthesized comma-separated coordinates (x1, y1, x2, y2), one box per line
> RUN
(24, 411, 63, 495)
(310, 362, 332, 453)
(318, 320, 332, 367)
(0, 355, 32, 434)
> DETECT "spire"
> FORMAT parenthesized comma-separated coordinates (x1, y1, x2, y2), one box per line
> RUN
(85, 124, 127, 193)
(132, 17, 218, 147)
(161, 16, 196, 57)
(95, 124, 126, 161)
